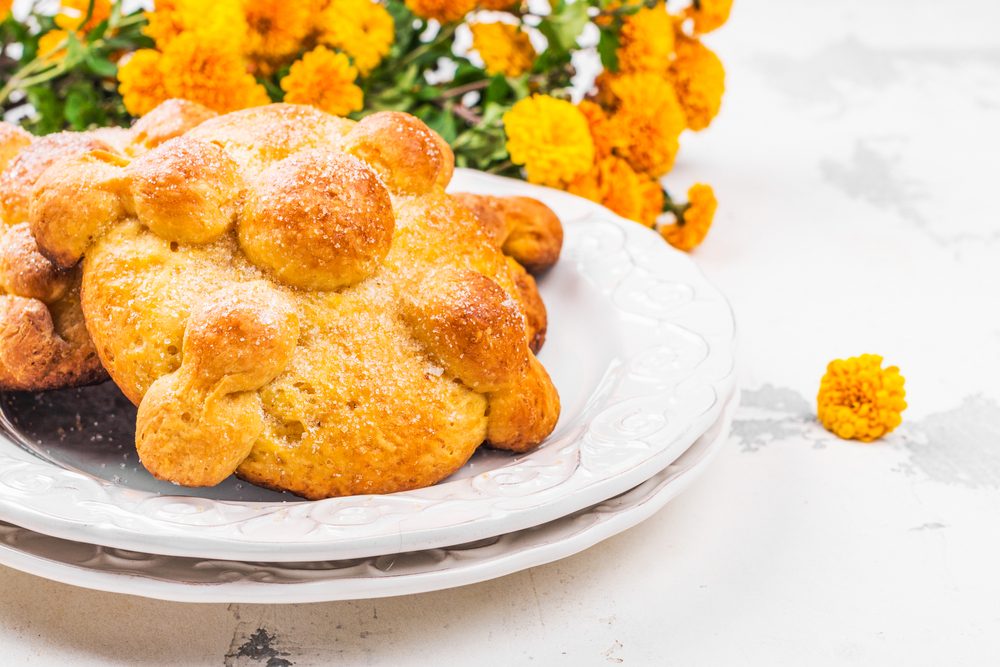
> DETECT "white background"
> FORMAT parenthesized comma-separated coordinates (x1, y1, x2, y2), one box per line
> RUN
(3, 0, 1000, 664)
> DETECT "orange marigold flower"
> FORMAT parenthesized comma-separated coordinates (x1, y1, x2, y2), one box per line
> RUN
(685, 0, 732, 33)
(569, 156, 663, 227)
(117, 49, 169, 116)
(470, 22, 535, 77)
(281, 46, 363, 116)
(817, 354, 907, 442)
(478, 0, 518, 9)
(504, 94, 595, 187)
(405, 0, 475, 23)
(577, 100, 617, 160)
(144, 0, 247, 52)
(670, 34, 724, 131)
(595, 0, 646, 28)
(318, 0, 395, 75)
(54, 0, 111, 32)
(158, 34, 270, 113)
(617, 3, 673, 74)
(659, 182, 715, 251)
(601, 72, 685, 177)
(0, 0, 11, 17)
(244, 0, 313, 65)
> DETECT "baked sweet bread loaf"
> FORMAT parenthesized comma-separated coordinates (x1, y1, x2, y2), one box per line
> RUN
(31, 104, 562, 498)
(0, 99, 215, 390)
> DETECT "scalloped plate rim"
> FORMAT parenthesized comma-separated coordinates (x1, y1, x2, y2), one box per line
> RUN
(0, 390, 738, 603)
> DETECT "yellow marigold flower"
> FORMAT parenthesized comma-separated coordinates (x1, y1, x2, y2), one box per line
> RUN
(478, 0, 518, 9)
(504, 94, 595, 187)
(118, 49, 170, 116)
(0, 0, 11, 17)
(405, 0, 475, 24)
(601, 72, 685, 177)
(318, 0, 395, 75)
(685, 0, 732, 33)
(617, 3, 673, 74)
(144, 0, 247, 52)
(817, 354, 907, 442)
(281, 46, 363, 116)
(670, 34, 724, 131)
(659, 182, 715, 251)
(569, 156, 663, 227)
(158, 34, 270, 113)
(54, 0, 111, 32)
(470, 22, 535, 77)
(244, 0, 313, 64)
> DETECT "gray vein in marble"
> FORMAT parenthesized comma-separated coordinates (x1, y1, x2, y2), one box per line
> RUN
(899, 395, 1000, 489)
(731, 384, 820, 453)
(752, 38, 901, 111)
(753, 37, 1000, 110)
(734, 383, 1000, 489)
(910, 522, 948, 531)
(819, 139, 1000, 248)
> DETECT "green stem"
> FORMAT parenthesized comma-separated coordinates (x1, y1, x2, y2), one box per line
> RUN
(596, 0, 659, 17)
(662, 199, 690, 222)
(0, 11, 146, 106)
(0, 57, 57, 105)
(487, 160, 514, 174)
(440, 79, 490, 99)
(399, 23, 458, 67)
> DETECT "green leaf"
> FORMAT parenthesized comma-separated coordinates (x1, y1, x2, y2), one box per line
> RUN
(63, 32, 88, 70)
(597, 28, 620, 71)
(26, 87, 63, 135)
(423, 107, 458, 143)
(85, 53, 118, 78)
(85, 19, 110, 42)
(415, 84, 444, 101)
(537, 0, 590, 53)
(63, 81, 104, 130)
(484, 75, 512, 105)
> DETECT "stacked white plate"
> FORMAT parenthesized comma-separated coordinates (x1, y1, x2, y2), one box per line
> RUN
(0, 171, 737, 603)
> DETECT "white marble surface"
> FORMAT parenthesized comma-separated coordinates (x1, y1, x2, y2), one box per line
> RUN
(3, 0, 1000, 664)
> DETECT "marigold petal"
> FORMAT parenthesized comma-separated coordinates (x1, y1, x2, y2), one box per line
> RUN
(470, 22, 535, 77)
(817, 354, 907, 442)
(617, 3, 674, 75)
(504, 95, 595, 187)
(281, 45, 364, 117)
(405, 0, 475, 23)
(318, 0, 395, 75)
(670, 34, 725, 131)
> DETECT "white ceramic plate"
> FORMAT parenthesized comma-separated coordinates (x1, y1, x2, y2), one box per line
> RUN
(0, 170, 736, 562)
(0, 391, 737, 603)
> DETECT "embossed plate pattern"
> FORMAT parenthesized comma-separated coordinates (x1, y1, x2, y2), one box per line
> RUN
(0, 390, 737, 603)
(0, 170, 736, 562)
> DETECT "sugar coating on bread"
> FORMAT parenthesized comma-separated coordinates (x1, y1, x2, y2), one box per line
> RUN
(31, 104, 562, 498)
(0, 100, 217, 390)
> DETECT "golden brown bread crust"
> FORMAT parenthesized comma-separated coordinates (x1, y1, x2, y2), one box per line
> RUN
(451, 193, 564, 274)
(126, 99, 218, 155)
(32, 104, 563, 498)
(452, 194, 563, 352)
(0, 101, 216, 391)
(0, 129, 119, 390)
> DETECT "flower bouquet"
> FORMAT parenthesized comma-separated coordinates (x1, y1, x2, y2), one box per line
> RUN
(0, 0, 729, 250)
